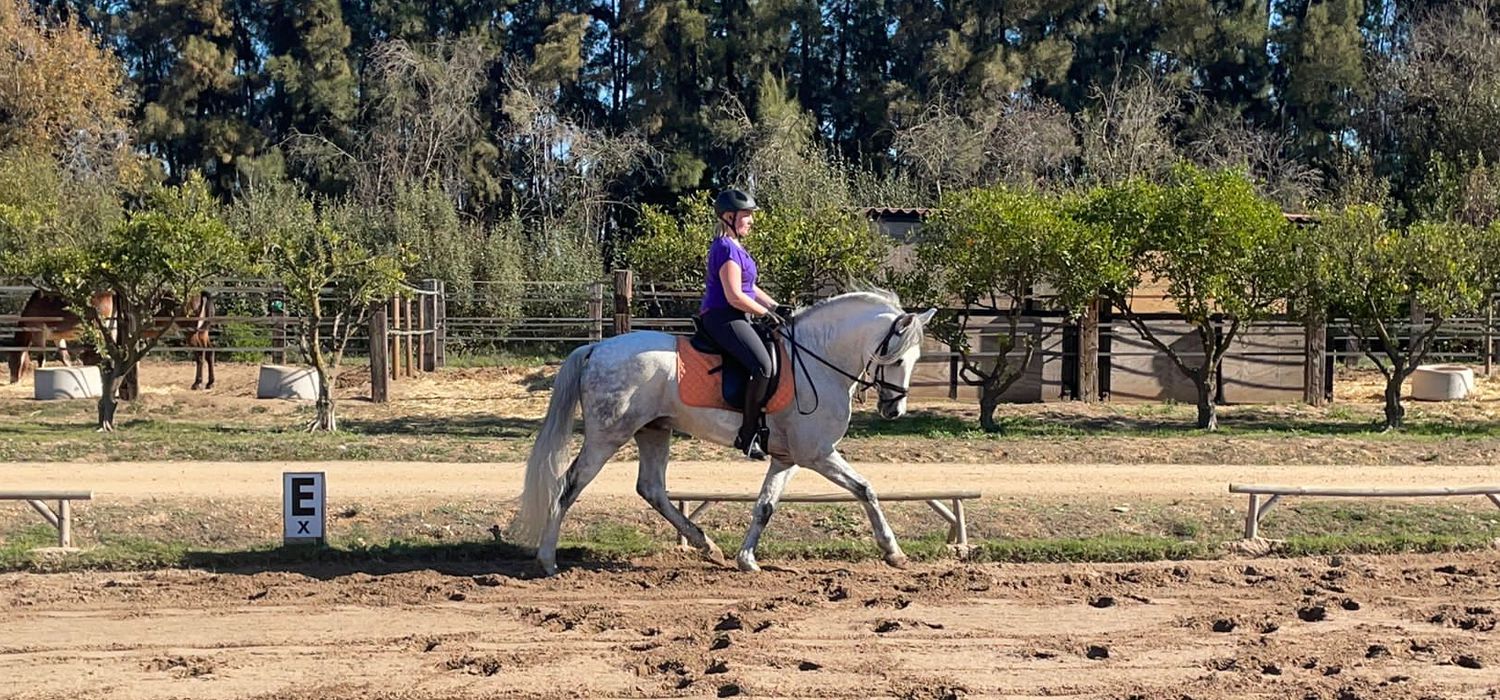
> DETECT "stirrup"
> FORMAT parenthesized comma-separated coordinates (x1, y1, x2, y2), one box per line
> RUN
(735, 426, 769, 460)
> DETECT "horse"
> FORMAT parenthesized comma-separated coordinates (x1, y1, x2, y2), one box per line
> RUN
(509, 288, 937, 576)
(6, 290, 217, 389)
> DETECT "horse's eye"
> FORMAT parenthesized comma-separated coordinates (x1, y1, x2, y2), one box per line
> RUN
(894, 359, 903, 366)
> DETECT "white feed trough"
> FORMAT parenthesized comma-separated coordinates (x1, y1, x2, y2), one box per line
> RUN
(1409, 364, 1476, 401)
(33, 366, 102, 400)
(256, 365, 320, 401)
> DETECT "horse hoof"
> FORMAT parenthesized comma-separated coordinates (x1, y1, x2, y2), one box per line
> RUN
(191, 383, 202, 391)
(735, 552, 761, 573)
(884, 552, 910, 569)
(537, 560, 559, 578)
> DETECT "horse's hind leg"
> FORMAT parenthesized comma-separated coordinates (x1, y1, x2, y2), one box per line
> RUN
(807, 450, 907, 568)
(206, 349, 216, 389)
(634, 424, 726, 565)
(536, 435, 625, 575)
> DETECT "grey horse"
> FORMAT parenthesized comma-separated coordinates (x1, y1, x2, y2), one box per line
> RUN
(510, 288, 937, 576)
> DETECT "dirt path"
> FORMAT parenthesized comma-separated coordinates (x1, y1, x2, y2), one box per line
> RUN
(5, 460, 1500, 504)
(3, 552, 1499, 699)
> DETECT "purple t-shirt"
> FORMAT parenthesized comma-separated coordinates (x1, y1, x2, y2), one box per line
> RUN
(700, 235, 757, 313)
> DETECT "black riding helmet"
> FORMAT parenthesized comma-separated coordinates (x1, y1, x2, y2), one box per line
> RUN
(714, 188, 759, 216)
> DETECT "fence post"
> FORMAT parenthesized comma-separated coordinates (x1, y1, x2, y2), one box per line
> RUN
(1486, 295, 1494, 377)
(422, 279, 440, 371)
(390, 295, 403, 380)
(404, 294, 415, 377)
(369, 301, 389, 403)
(613, 269, 633, 335)
(270, 286, 286, 365)
(1304, 315, 1327, 406)
(436, 280, 447, 368)
(1077, 296, 1100, 402)
(415, 288, 428, 373)
(590, 282, 605, 342)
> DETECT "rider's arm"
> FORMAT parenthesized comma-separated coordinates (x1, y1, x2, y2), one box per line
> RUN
(719, 261, 770, 316)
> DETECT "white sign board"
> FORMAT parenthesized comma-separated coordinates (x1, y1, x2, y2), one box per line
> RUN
(283, 472, 325, 543)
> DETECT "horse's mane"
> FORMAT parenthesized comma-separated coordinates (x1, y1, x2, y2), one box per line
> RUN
(795, 285, 902, 317)
(791, 286, 922, 360)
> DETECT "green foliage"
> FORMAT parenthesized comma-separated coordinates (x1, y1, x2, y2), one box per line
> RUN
(624, 188, 887, 304)
(745, 205, 887, 304)
(1318, 207, 1486, 330)
(1147, 164, 1298, 324)
(624, 193, 712, 288)
(5, 172, 243, 429)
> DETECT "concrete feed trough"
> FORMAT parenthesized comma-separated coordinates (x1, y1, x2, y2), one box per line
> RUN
(1409, 364, 1476, 401)
(34, 366, 103, 400)
(256, 364, 320, 400)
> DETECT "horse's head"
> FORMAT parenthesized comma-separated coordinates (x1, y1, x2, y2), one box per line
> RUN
(793, 289, 936, 420)
(870, 307, 937, 419)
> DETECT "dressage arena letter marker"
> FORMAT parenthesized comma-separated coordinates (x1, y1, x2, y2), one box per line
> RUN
(283, 472, 326, 545)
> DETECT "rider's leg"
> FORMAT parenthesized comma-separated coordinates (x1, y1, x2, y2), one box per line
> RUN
(703, 310, 774, 459)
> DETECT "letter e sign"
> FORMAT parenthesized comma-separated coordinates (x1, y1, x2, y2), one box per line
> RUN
(283, 472, 326, 543)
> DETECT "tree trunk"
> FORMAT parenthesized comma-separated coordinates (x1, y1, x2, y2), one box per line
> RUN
(978, 380, 1002, 433)
(1303, 316, 1326, 407)
(97, 371, 124, 431)
(312, 368, 336, 432)
(1195, 371, 1218, 431)
(118, 364, 140, 401)
(1383, 372, 1405, 430)
(1078, 298, 1100, 402)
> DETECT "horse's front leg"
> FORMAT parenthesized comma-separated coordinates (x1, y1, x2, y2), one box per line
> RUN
(737, 459, 797, 572)
(192, 349, 204, 390)
(806, 450, 906, 568)
(57, 339, 72, 367)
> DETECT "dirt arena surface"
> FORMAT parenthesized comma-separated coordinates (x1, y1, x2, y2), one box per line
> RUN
(4, 459, 1500, 699)
(2, 552, 1499, 699)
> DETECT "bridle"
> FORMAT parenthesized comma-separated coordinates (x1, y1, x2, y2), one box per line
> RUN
(774, 313, 915, 416)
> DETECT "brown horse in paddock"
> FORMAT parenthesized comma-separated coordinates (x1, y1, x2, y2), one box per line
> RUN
(6, 290, 217, 389)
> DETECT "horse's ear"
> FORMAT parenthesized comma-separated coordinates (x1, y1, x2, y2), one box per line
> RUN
(917, 308, 936, 325)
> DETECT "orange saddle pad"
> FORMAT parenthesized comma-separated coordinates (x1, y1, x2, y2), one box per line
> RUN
(676, 336, 794, 414)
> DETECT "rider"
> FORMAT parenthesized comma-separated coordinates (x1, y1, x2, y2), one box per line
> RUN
(700, 188, 793, 460)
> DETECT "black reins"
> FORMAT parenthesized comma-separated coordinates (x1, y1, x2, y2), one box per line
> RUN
(773, 314, 911, 416)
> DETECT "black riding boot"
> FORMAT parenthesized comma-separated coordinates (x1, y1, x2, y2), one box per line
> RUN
(735, 374, 770, 460)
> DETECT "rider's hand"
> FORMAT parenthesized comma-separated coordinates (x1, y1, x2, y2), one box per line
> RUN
(759, 309, 785, 328)
(775, 304, 795, 320)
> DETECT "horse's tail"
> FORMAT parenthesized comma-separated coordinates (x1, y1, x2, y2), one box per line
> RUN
(510, 343, 593, 550)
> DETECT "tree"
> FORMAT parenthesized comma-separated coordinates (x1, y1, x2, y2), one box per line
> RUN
(6, 173, 243, 431)
(0, 0, 135, 179)
(234, 182, 407, 432)
(1074, 165, 1297, 430)
(911, 186, 1084, 431)
(1317, 205, 1486, 429)
(126, 0, 262, 191)
(263, 0, 357, 149)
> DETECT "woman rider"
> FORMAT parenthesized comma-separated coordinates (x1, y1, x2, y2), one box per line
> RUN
(700, 188, 792, 460)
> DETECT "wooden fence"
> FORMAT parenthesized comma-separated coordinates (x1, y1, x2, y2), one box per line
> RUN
(5, 275, 1496, 405)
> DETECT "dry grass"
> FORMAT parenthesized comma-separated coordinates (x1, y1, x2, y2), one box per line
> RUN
(3, 360, 1500, 465)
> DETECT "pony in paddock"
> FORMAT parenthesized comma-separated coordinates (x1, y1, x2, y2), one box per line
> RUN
(509, 288, 936, 576)
(7, 290, 217, 389)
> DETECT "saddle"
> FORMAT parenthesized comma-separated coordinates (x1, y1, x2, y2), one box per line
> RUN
(676, 316, 793, 414)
